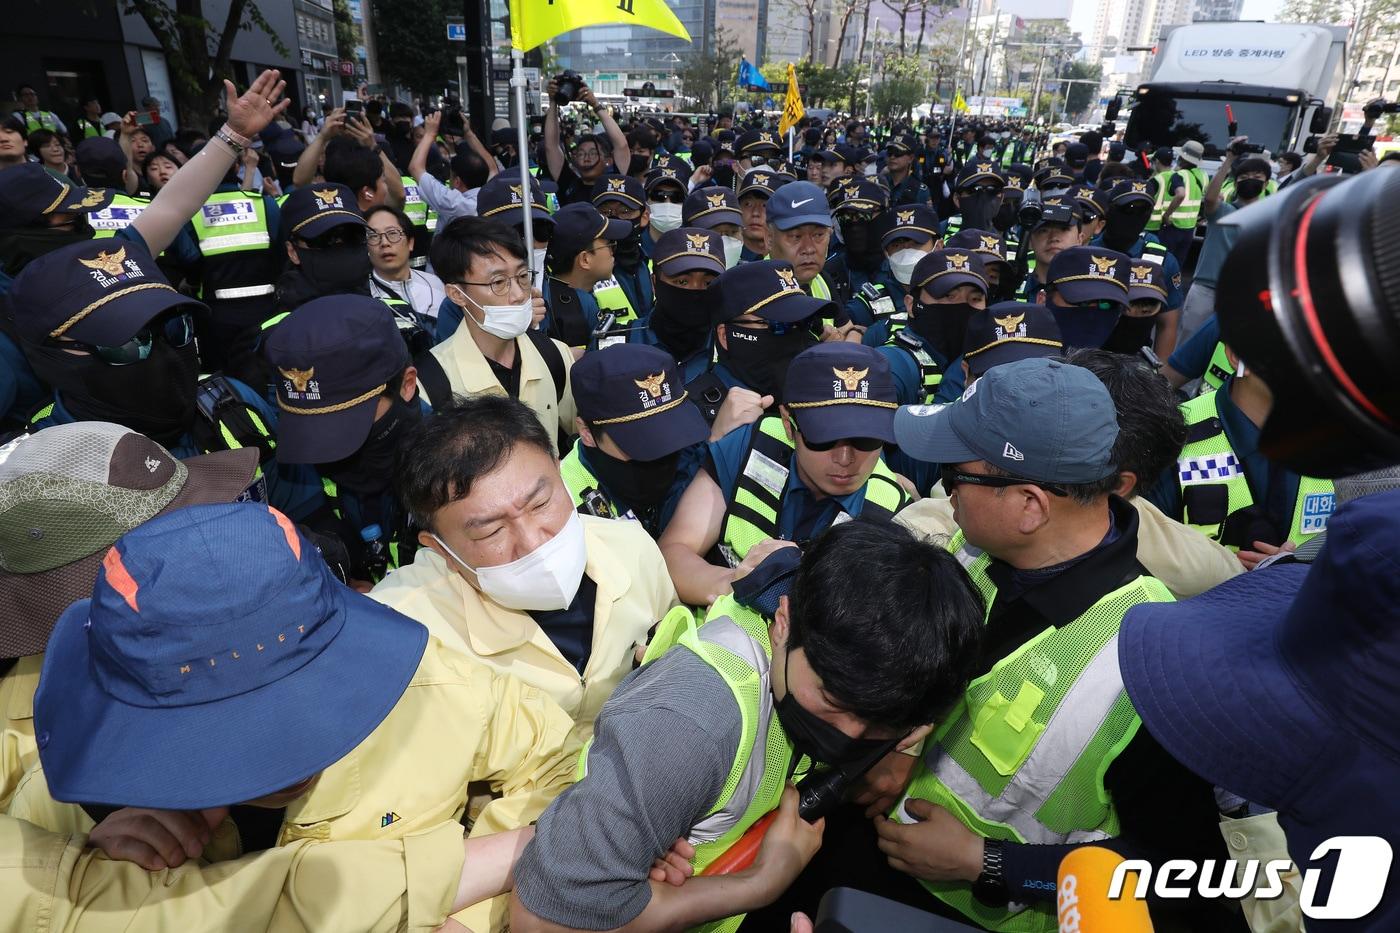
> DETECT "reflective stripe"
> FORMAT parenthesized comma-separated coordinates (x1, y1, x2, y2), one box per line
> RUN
(688, 615, 775, 845)
(198, 231, 271, 252)
(212, 283, 276, 299)
(915, 634, 1124, 846)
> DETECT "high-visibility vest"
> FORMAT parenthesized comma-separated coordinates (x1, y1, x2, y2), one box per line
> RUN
(18, 111, 60, 134)
(90, 193, 151, 239)
(882, 327, 944, 404)
(1176, 391, 1335, 549)
(580, 595, 804, 933)
(74, 117, 104, 140)
(715, 416, 910, 568)
(1148, 167, 1205, 231)
(897, 531, 1173, 932)
(808, 272, 837, 329)
(1200, 341, 1232, 395)
(560, 442, 638, 523)
(190, 191, 272, 256)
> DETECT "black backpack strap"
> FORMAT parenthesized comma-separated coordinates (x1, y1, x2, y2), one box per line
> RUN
(191, 375, 277, 463)
(524, 328, 567, 402)
(412, 349, 455, 413)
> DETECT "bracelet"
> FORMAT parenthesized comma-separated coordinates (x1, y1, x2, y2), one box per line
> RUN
(217, 124, 251, 152)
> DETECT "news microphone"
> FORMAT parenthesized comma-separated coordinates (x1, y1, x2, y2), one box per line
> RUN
(1056, 846, 1153, 933)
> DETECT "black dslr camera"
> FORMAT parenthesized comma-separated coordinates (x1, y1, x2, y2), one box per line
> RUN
(553, 71, 585, 107)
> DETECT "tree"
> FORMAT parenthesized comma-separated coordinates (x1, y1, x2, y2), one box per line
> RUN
(371, 0, 459, 97)
(119, 0, 289, 130)
(1063, 60, 1103, 120)
(870, 55, 928, 120)
(679, 28, 743, 109)
(881, 0, 919, 53)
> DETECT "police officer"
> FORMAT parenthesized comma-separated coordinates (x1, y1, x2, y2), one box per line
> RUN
(941, 159, 1005, 240)
(870, 248, 988, 406)
(542, 201, 634, 349)
(1069, 183, 1106, 243)
(1089, 178, 1183, 359)
(592, 174, 655, 324)
(560, 344, 710, 538)
(11, 84, 65, 135)
(917, 127, 954, 192)
(684, 259, 825, 433)
(642, 163, 691, 251)
(263, 294, 427, 585)
(646, 227, 726, 382)
(660, 341, 913, 606)
(735, 129, 783, 177)
(736, 167, 789, 262)
(880, 134, 932, 206)
(186, 147, 283, 378)
(1147, 344, 1335, 568)
(1146, 141, 1207, 268)
(958, 301, 1064, 388)
(826, 180, 902, 328)
(878, 203, 941, 292)
(1102, 256, 1169, 356)
(1010, 126, 1037, 164)
(1017, 198, 1080, 302)
(804, 146, 841, 189)
(682, 184, 744, 269)
(9, 239, 310, 518)
(1039, 244, 1132, 350)
(945, 229, 1016, 303)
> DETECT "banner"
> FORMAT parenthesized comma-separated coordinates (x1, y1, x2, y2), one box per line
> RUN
(738, 57, 770, 91)
(779, 63, 805, 135)
(509, 0, 690, 52)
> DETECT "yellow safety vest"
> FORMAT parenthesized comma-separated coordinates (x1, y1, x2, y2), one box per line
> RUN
(1148, 167, 1205, 230)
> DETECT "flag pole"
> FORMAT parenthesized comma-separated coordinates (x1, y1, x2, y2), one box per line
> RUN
(511, 45, 534, 270)
(788, 126, 794, 163)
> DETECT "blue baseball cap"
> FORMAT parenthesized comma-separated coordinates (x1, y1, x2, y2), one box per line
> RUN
(961, 302, 1064, 378)
(572, 344, 709, 460)
(278, 183, 365, 242)
(945, 229, 1009, 267)
(9, 238, 205, 346)
(831, 179, 889, 215)
(645, 164, 692, 195)
(1120, 490, 1400, 819)
(783, 343, 897, 445)
(893, 358, 1118, 482)
(33, 502, 428, 809)
(1046, 246, 1129, 348)
(477, 173, 551, 228)
(738, 167, 790, 200)
(910, 249, 987, 299)
(654, 227, 725, 278)
(765, 181, 833, 230)
(955, 159, 1005, 191)
(880, 204, 940, 248)
(713, 259, 835, 325)
(549, 202, 631, 259)
(591, 173, 646, 212)
(0, 163, 115, 228)
(263, 295, 412, 464)
(682, 186, 742, 230)
(1127, 259, 1168, 304)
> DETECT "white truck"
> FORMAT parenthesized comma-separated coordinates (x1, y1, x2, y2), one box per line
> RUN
(1123, 22, 1348, 169)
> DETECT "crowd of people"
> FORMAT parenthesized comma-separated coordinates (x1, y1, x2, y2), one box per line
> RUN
(0, 66, 1396, 933)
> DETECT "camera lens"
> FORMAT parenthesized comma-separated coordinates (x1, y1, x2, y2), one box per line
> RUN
(1214, 170, 1400, 477)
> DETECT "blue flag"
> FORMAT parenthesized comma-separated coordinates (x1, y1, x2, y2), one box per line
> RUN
(737, 58, 770, 92)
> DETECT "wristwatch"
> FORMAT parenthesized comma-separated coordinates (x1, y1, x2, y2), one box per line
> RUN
(971, 838, 1009, 906)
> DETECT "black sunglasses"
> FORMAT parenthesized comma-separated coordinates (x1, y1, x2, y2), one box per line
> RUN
(54, 311, 196, 366)
(649, 190, 686, 204)
(940, 465, 1067, 498)
(793, 421, 884, 452)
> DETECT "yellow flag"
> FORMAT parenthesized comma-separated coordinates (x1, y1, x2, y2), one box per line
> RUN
(953, 91, 969, 113)
(779, 63, 805, 136)
(510, 0, 691, 52)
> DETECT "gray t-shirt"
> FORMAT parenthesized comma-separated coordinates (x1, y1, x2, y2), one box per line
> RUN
(513, 645, 744, 929)
(1190, 199, 1238, 289)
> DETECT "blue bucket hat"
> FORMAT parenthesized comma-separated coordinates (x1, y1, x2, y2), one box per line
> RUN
(893, 357, 1118, 482)
(1120, 490, 1400, 824)
(33, 502, 428, 810)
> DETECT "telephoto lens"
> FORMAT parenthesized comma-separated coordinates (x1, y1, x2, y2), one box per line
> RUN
(1214, 170, 1400, 477)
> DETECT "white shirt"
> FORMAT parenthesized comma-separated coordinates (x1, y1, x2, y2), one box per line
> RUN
(370, 269, 448, 320)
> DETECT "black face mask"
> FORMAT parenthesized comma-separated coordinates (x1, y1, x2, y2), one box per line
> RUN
(24, 335, 199, 445)
(650, 279, 713, 359)
(317, 393, 421, 495)
(585, 445, 681, 514)
(840, 219, 882, 272)
(712, 163, 736, 189)
(0, 222, 94, 277)
(296, 244, 372, 297)
(1234, 177, 1266, 201)
(1104, 311, 1157, 353)
(717, 323, 818, 400)
(958, 191, 1002, 231)
(909, 300, 979, 363)
(1101, 205, 1149, 251)
(992, 199, 1018, 233)
(614, 226, 645, 270)
(774, 646, 889, 766)
(628, 153, 651, 176)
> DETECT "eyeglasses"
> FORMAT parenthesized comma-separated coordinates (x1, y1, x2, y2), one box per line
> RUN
(598, 206, 641, 220)
(792, 421, 884, 452)
(366, 228, 407, 245)
(57, 311, 196, 366)
(587, 241, 617, 255)
(939, 466, 1067, 498)
(457, 268, 536, 297)
(648, 190, 686, 204)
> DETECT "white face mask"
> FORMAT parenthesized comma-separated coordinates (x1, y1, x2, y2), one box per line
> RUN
(531, 247, 548, 285)
(433, 509, 587, 612)
(980, 147, 996, 158)
(649, 201, 684, 233)
(453, 284, 533, 340)
(863, 163, 878, 177)
(722, 235, 744, 268)
(888, 247, 926, 286)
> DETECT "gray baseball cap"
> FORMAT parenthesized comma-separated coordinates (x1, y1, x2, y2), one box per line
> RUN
(893, 358, 1118, 483)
